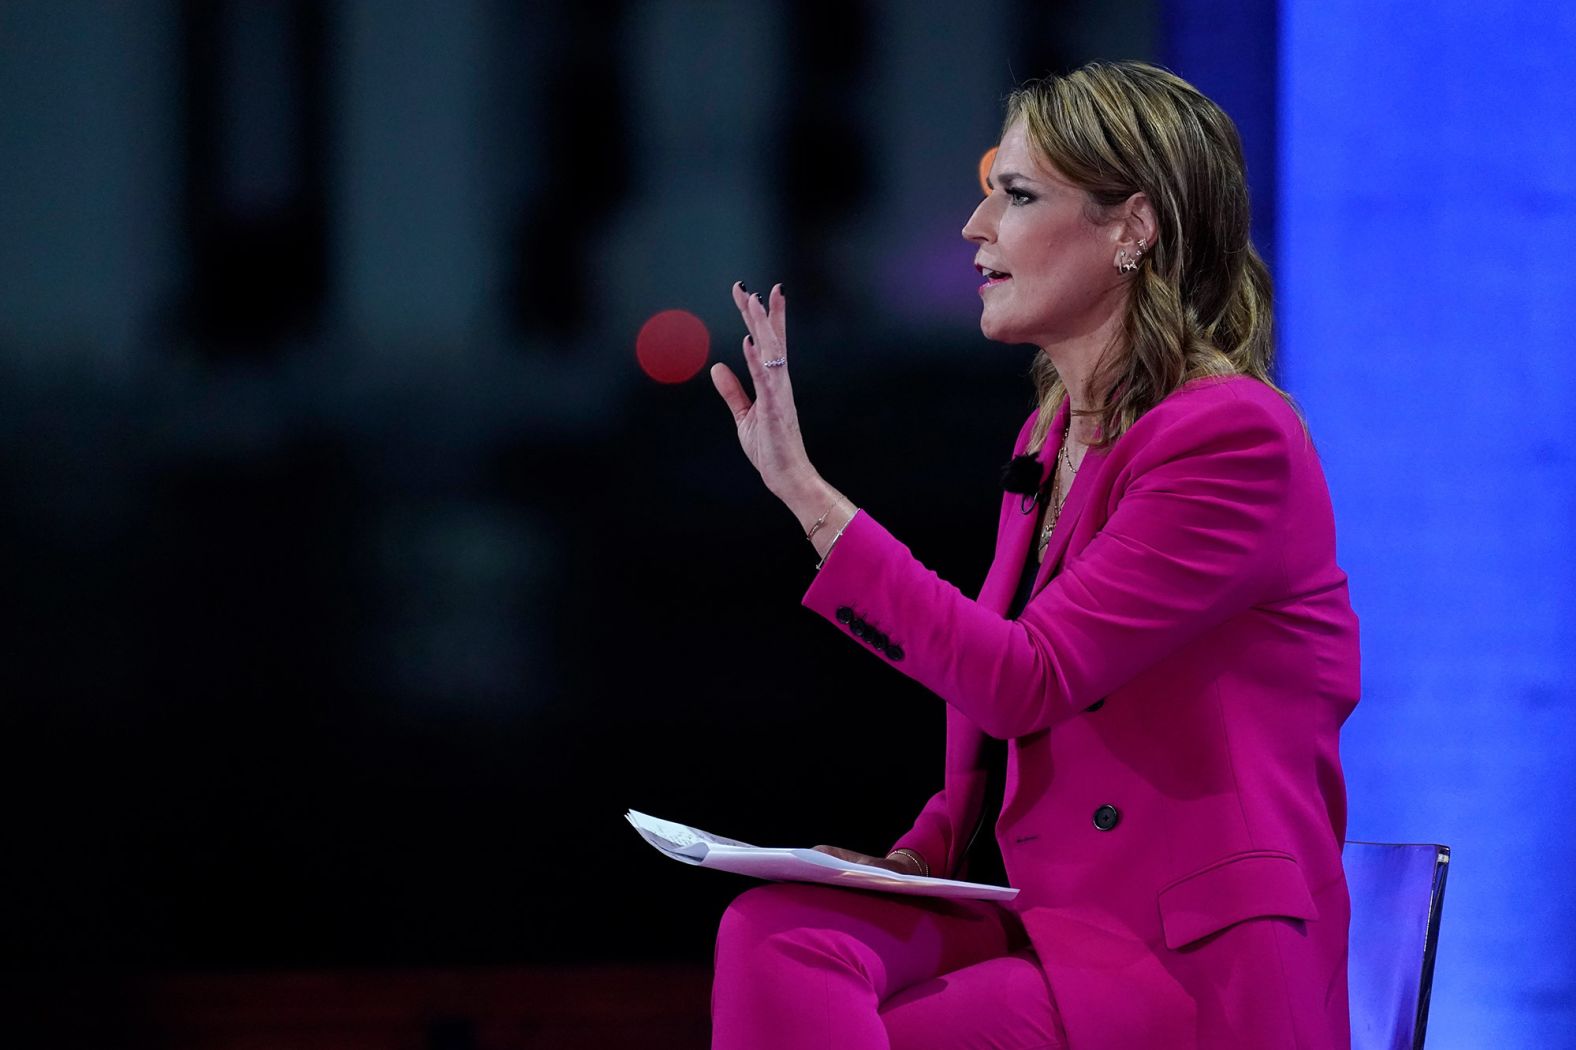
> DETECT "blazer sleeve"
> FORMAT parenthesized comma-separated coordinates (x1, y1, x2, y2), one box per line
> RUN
(888, 787, 953, 874)
(802, 392, 1295, 739)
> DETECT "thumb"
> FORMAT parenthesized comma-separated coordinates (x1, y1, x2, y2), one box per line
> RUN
(711, 362, 752, 424)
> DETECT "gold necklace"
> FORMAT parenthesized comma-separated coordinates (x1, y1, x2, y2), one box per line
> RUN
(1037, 468, 1064, 555)
(1037, 420, 1078, 554)
(1059, 430, 1082, 477)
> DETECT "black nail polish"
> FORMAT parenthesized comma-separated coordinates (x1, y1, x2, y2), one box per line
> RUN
(778, 285, 785, 298)
(754, 292, 765, 307)
(739, 281, 748, 292)
(747, 335, 754, 345)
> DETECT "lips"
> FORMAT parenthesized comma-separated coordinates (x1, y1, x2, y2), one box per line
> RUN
(975, 262, 1012, 287)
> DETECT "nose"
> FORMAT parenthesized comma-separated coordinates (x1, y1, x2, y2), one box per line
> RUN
(962, 194, 996, 244)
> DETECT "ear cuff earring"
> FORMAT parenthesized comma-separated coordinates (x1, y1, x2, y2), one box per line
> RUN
(1117, 238, 1148, 275)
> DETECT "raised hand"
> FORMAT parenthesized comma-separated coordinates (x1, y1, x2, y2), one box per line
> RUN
(710, 283, 813, 500)
(711, 282, 853, 544)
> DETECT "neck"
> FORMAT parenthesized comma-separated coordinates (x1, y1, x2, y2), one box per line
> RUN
(1044, 306, 1125, 446)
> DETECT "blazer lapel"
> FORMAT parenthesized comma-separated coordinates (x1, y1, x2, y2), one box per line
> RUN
(953, 401, 1096, 860)
(978, 401, 1065, 615)
(1032, 422, 1108, 593)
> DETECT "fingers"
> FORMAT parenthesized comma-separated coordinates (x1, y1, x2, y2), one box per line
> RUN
(812, 844, 891, 869)
(768, 283, 786, 347)
(710, 362, 752, 424)
(730, 283, 768, 384)
(735, 329, 771, 397)
(730, 279, 753, 314)
(731, 280, 763, 350)
(733, 280, 786, 374)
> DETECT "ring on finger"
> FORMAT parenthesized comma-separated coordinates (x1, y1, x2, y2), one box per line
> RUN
(763, 356, 787, 368)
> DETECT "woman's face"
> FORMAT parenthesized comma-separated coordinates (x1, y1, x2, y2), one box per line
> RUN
(963, 119, 1124, 348)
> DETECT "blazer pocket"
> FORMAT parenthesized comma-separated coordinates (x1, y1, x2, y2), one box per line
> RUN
(1156, 849, 1319, 950)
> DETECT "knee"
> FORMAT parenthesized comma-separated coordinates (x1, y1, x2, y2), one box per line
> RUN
(715, 883, 823, 957)
(715, 882, 877, 979)
(712, 885, 888, 1045)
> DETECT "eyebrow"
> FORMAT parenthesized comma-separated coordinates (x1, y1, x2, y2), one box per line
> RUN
(986, 171, 1038, 191)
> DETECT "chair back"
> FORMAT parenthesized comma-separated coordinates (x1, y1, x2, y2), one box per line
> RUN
(1343, 840, 1450, 1050)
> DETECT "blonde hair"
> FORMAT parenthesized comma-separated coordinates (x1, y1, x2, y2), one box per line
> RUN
(1004, 61, 1291, 450)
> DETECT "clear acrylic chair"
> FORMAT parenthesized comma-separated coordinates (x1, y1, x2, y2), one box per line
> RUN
(1342, 841, 1450, 1050)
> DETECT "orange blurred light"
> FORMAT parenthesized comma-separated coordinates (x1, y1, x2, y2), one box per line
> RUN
(636, 309, 710, 384)
(978, 146, 997, 197)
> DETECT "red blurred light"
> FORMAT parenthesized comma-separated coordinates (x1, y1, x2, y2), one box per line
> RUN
(636, 309, 710, 384)
(978, 146, 997, 197)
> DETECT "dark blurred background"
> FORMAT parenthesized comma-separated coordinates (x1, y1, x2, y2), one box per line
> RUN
(2, 2, 1571, 1047)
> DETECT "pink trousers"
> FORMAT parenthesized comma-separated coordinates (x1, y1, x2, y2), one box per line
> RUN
(711, 883, 1066, 1050)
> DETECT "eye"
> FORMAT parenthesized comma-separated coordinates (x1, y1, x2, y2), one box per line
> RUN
(1008, 189, 1035, 206)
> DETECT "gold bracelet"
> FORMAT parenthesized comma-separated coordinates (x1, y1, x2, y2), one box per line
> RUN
(814, 511, 855, 570)
(804, 501, 839, 542)
(887, 848, 930, 877)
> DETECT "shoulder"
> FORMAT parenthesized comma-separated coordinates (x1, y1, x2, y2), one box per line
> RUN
(1101, 376, 1314, 499)
(1121, 375, 1307, 457)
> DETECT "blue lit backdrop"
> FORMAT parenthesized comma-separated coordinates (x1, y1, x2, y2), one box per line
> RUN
(1279, 4, 1576, 1045)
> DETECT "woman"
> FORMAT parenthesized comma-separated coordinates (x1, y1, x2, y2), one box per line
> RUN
(707, 61, 1358, 1050)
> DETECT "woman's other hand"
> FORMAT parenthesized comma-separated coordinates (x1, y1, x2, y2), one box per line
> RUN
(812, 844, 925, 875)
(711, 282, 849, 537)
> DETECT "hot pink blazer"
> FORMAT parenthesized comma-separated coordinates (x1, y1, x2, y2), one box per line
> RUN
(802, 375, 1359, 1049)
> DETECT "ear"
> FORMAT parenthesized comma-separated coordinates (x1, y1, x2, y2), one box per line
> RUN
(1114, 191, 1159, 257)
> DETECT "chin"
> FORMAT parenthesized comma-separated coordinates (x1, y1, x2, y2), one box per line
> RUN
(978, 313, 1024, 345)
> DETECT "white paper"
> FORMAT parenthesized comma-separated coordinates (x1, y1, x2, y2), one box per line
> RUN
(626, 809, 1019, 902)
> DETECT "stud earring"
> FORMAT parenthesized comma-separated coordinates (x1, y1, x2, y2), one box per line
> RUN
(1117, 250, 1136, 275)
